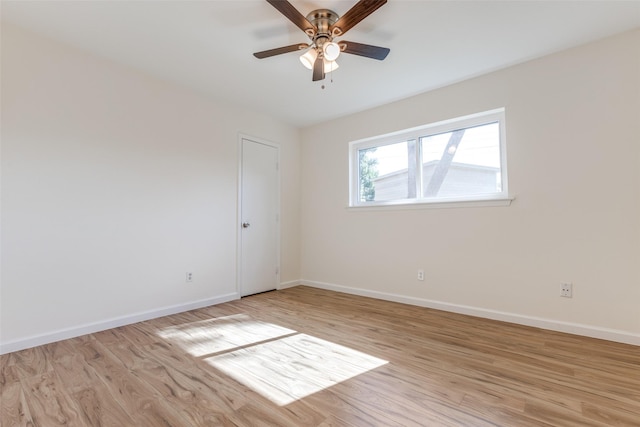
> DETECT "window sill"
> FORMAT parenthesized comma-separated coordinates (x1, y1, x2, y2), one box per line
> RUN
(347, 196, 514, 211)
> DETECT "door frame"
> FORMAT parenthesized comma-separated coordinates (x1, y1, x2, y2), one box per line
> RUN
(236, 133, 281, 297)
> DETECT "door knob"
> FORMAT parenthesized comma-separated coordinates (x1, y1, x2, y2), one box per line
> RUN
(242, 222, 251, 228)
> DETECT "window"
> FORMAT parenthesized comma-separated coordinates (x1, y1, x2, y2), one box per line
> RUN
(349, 109, 508, 207)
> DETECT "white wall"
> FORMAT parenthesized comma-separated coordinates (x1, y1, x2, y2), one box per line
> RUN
(2, 24, 638, 353)
(300, 29, 640, 344)
(0, 24, 301, 353)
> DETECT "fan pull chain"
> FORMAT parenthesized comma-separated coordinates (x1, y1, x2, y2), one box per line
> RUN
(321, 66, 335, 90)
(321, 67, 334, 89)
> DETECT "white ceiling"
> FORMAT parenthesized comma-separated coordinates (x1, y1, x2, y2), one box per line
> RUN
(3, 1, 639, 128)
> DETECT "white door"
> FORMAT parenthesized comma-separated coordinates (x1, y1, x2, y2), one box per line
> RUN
(239, 138, 279, 296)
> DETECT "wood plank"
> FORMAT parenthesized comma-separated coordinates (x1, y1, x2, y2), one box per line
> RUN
(50, 342, 138, 426)
(1, 381, 36, 426)
(20, 371, 84, 426)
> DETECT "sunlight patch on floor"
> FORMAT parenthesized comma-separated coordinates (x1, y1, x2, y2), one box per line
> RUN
(205, 333, 388, 406)
(156, 314, 296, 357)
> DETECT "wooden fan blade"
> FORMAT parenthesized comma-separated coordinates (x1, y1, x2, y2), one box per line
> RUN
(329, 0, 387, 37)
(339, 41, 390, 60)
(266, 0, 316, 37)
(254, 43, 308, 59)
(312, 55, 325, 81)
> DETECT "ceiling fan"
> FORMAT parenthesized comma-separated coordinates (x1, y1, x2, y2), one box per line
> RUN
(253, 0, 390, 82)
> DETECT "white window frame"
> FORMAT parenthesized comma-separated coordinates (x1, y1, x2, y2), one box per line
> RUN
(349, 108, 511, 209)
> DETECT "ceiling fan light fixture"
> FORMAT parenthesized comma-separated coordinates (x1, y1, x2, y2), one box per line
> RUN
(324, 59, 339, 72)
(301, 49, 338, 73)
(300, 48, 318, 70)
(323, 42, 341, 61)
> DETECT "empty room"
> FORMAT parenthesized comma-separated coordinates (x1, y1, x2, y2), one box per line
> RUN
(1, 1, 639, 426)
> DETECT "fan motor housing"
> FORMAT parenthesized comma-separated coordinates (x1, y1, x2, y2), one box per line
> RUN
(306, 9, 338, 44)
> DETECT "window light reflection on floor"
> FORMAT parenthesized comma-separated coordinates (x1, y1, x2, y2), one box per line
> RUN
(157, 314, 388, 406)
(156, 314, 296, 357)
(206, 333, 388, 406)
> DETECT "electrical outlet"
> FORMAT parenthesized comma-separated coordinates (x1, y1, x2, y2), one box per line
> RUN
(560, 283, 572, 298)
(417, 269, 424, 281)
(186, 272, 193, 283)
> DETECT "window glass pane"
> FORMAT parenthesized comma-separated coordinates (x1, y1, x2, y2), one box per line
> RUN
(421, 122, 501, 198)
(359, 141, 415, 202)
(350, 109, 506, 207)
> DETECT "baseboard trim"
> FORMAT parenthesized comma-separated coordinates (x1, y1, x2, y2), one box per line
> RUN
(0, 293, 240, 355)
(278, 280, 300, 290)
(5, 282, 637, 353)
(300, 280, 640, 346)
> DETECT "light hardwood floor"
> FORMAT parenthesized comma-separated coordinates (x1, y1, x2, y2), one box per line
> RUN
(1, 286, 639, 426)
